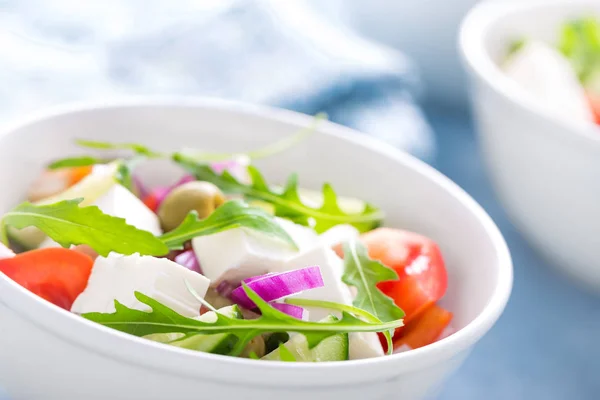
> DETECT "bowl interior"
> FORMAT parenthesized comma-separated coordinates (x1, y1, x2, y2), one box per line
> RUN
(0, 101, 509, 353)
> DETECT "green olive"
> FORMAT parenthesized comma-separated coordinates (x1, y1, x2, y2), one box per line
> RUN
(158, 181, 225, 231)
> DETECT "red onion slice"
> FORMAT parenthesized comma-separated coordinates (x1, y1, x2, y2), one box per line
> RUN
(271, 303, 304, 319)
(230, 266, 324, 310)
(174, 250, 202, 274)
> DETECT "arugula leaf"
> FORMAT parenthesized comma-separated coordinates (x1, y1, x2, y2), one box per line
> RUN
(173, 157, 383, 233)
(83, 285, 404, 357)
(115, 156, 146, 193)
(48, 156, 102, 170)
(160, 200, 297, 250)
(559, 18, 600, 83)
(76, 139, 164, 158)
(171, 113, 327, 163)
(1, 199, 168, 257)
(340, 240, 404, 354)
(277, 343, 297, 362)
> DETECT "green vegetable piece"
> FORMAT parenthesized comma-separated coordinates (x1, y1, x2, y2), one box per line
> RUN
(48, 156, 102, 170)
(559, 17, 600, 83)
(1, 199, 169, 257)
(75, 139, 163, 158)
(341, 240, 404, 354)
(82, 285, 404, 357)
(275, 343, 297, 362)
(262, 316, 348, 362)
(173, 157, 383, 233)
(160, 200, 297, 250)
(176, 113, 327, 163)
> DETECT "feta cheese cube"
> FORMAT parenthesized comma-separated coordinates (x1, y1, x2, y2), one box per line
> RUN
(40, 183, 162, 248)
(279, 246, 384, 359)
(192, 228, 296, 282)
(280, 246, 347, 321)
(191, 219, 317, 282)
(504, 41, 595, 123)
(71, 254, 210, 318)
(319, 224, 359, 248)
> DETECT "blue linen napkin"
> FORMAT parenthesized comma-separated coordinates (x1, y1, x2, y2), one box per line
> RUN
(0, 0, 435, 162)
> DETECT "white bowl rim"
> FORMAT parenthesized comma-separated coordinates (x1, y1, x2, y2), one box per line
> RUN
(459, 0, 600, 148)
(0, 97, 513, 381)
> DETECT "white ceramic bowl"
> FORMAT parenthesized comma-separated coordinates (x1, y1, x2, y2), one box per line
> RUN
(0, 99, 512, 400)
(460, 0, 600, 291)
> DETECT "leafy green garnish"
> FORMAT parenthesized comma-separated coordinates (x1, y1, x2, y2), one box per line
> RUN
(115, 156, 146, 193)
(0, 199, 169, 257)
(340, 240, 404, 354)
(160, 200, 297, 250)
(173, 157, 383, 233)
(75, 139, 164, 158)
(165, 113, 327, 163)
(83, 285, 403, 357)
(559, 17, 600, 84)
(48, 156, 102, 170)
(507, 38, 526, 58)
(277, 343, 297, 362)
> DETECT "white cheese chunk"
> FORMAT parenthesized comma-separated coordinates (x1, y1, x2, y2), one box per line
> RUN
(40, 183, 162, 248)
(191, 218, 317, 282)
(0, 243, 15, 259)
(275, 217, 319, 249)
(278, 246, 384, 359)
(319, 224, 359, 248)
(71, 253, 210, 318)
(191, 218, 383, 359)
(504, 41, 594, 123)
(192, 228, 297, 282)
(279, 246, 347, 321)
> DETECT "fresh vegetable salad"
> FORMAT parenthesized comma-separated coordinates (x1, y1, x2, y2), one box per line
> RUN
(504, 17, 600, 125)
(0, 122, 452, 362)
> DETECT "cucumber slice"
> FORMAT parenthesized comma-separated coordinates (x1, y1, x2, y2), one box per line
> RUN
(144, 306, 241, 355)
(8, 162, 119, 249)
(262, 316, 349, 362)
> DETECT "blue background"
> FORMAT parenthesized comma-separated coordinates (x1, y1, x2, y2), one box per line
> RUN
(426, 104, 600, 400)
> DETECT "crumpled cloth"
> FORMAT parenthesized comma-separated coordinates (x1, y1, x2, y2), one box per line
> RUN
(0, 0, 435, 161)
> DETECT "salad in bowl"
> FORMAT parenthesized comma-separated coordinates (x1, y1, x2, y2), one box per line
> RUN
(0, 118, 452, 363)
(0, 101, 511, 400)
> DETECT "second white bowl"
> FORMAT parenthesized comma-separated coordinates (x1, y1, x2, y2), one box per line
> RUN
(460, 0, 600, 291)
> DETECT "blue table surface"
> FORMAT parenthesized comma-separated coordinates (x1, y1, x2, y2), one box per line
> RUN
(426, 104, 600, 400)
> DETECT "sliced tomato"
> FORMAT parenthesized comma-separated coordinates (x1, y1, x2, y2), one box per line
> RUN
(392, 304, 453, 350)
(587, 91, 600, 125)
(336, 227, 448, 323)
(143, 192, 161, 213)
(0, 248, 94, 310)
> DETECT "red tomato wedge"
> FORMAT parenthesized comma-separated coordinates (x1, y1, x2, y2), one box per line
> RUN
(143, 192, 161, 213)
(586, 91, 600, 125)
(0, 248, 94, 310)
(392, 304, 453, 350)
(335, 227, 448, 323)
